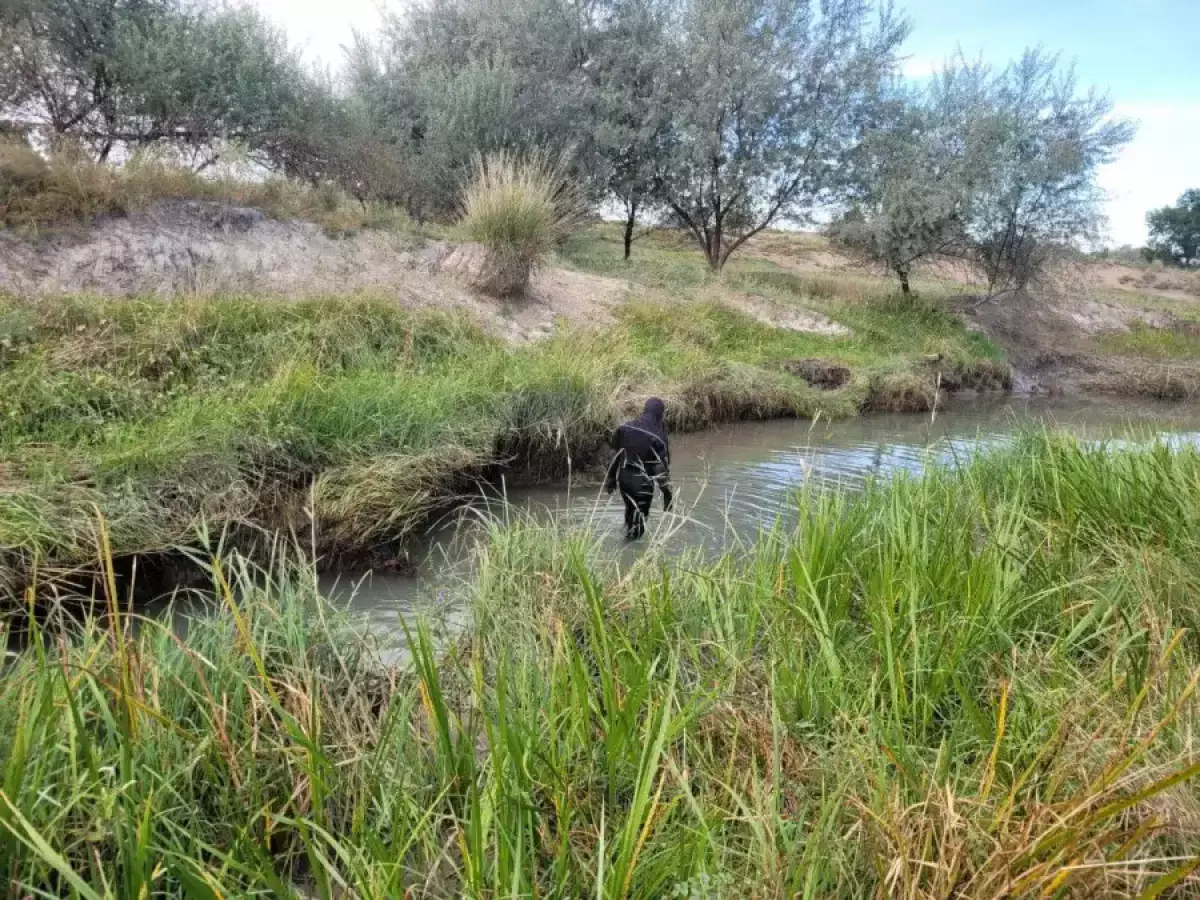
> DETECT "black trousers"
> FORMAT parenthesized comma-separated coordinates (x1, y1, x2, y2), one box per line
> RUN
(618, 468, 655, 540)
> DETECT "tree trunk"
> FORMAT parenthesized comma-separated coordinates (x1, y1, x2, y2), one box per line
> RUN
(708, 214, 723, 271)
(897, 268, 911, 295)
(623, 199, 637, 261)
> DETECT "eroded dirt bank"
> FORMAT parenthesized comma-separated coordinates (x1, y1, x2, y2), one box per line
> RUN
(957, 293, 1200, 401)
(0, 199, 629, 343)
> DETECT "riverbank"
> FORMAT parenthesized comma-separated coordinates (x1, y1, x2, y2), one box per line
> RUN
(3, 436, 1198, 896)
(563, 226, 1200, 401)
(0, 291, 1004, 599)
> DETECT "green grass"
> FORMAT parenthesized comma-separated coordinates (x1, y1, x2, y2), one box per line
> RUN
(0, 289, 1000, 588)
(559, 225, 960, 304)
(1098, 323, 1200, 360)
(2, 436, 1198, 897)
(561, 227, 868, 299)
(0, 289, 998, 585)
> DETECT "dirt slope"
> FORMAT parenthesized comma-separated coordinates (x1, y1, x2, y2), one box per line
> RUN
(0, 200, 629, 342)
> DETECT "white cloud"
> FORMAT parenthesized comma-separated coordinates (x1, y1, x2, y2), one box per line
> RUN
(1098, 102, 1200, 246)
(900, 55, 941, 79)
(252, 0, 388, 65)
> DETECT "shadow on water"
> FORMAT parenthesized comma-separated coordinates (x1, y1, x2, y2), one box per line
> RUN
(317, 394, 1200, 659)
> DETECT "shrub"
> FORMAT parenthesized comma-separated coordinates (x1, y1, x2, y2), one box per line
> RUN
(458, 150, 583, 296)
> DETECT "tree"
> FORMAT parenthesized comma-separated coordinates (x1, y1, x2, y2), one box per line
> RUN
(832, 67, 990, 293)
(966, 50, 1134, 297)
(841, 51, 1135, 298)
(653, 0, 908, 272)
(353, 0, 603, 220)
(0, 3, 29, 117)
(257, 73, 416, 208)
(1146, 189, 1200, 267)
(118, 5, 306, 165)
(832, 178, 965, 294)
(590, 0, 674, 259)
(0, 0, 306, 164)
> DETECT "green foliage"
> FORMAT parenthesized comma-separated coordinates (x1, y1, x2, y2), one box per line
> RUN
(2, 437, 1199, 895)
(1098, 323, 1200, 360)
(589, 0, 675, 257)
(657, 0, 909, 271)
(840, 53, 1134, 297)
(1146, 188, 1200, 267)
(0, 139, 407, 230)
(347, 0, 597, 220)
(0, 285, 997, 577)
(968, 51, 1134, 296)
(1, 0, 307, 162)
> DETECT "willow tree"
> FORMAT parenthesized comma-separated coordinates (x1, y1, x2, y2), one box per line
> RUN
(836, 52, 1133, 298)
(832, 62, 992, 294)
(590, 0, 675, 259)
(968, 50, 1134, 297)
(655, 0, 908, 271)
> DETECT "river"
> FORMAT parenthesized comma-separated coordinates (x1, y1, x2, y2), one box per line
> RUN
(317, 395, 1200, 658)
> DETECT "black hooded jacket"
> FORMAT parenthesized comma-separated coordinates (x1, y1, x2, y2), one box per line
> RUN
(604, 398, 672, 503)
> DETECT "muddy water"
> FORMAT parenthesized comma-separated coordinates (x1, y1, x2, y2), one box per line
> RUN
(321, 395, 1200, 655)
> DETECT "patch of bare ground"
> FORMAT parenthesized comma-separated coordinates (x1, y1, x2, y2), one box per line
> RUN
(957, 291, 1200, 400)
(434, 241, 629, 340)
(0, 199, 630, 342)
(744, 229, 864, 275)
(720, 290, 850, 335)
(1088, 260, 1200, 303)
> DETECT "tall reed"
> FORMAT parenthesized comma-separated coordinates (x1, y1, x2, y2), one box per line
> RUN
(3, 436, 1196, 897)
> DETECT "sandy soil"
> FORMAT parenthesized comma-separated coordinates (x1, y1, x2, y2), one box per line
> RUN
(0, 200, 635, 342)
(954, 293, 1198, 397)
(1087, 260, 1200, 304)
(0, 200, 856, 343)
(721, 290, 850, 336)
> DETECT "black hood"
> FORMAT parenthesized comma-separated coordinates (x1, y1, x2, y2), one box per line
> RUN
(629, 397, 667, 443)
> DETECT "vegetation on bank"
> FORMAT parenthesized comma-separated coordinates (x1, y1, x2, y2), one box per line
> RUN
(459, 151, 583, 296)
(4, 0, 1129, 288)
(0, 141, 410, 236)
(1, 436, 1198, 897)
(0, 288, 1002, 594)
(1098, 323, 1200, 361)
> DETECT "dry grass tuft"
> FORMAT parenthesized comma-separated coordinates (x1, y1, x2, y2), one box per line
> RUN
(311, 447, 488, 550)
(0, 139, 411, 233)
(458, 150, 584, 296)
(865, 369, 939, 412)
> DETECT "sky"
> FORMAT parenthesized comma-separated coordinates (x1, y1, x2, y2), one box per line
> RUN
(252, 0, 1199, 247)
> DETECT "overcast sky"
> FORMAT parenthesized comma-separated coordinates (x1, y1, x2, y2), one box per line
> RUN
(251, 0, 1199, 247)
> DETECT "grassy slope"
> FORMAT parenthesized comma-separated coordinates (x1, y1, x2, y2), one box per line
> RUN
(1098, 323, 1200, 360)
(2, 437, 1198, 896)
(0, 236, 1002, 584)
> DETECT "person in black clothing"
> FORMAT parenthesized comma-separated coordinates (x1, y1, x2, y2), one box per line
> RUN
(604, 397, 674, 539)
